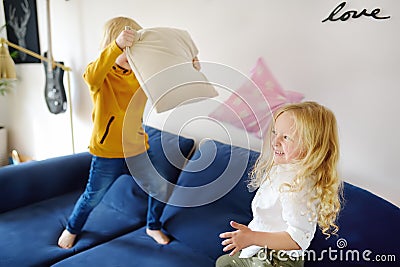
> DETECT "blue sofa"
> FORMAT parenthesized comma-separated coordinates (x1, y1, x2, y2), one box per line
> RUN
(0, 126, 399, 267)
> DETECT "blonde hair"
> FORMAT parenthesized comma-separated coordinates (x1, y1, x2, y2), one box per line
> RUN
(100, 16, 142, 50)
(249, 101, 342, 238)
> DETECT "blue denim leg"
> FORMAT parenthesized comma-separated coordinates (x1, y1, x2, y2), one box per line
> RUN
(66, 156, 128, 234)
(146, 196, 166, 230)
(126, 152, 171, 230)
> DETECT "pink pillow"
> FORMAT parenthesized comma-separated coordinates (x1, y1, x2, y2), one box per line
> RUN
(209, 57, 304, 138)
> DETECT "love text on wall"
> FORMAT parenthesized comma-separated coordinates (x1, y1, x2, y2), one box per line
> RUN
(322, 1, 391, 23)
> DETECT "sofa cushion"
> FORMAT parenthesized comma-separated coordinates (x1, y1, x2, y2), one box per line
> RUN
(52, 227, 215, 267)
(306, 182, 400, 267)
(0, 192, 80, 267)
(144, 125, 195, 184)
(0, 175, 148, 267)
(161, 140, 259, 261)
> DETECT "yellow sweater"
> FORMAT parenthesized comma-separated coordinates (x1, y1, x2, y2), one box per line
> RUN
(84, 41, 149, 158)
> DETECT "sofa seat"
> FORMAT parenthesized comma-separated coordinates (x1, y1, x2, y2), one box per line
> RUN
(0, 174, 148, 267)
(52, 226, 215, 267)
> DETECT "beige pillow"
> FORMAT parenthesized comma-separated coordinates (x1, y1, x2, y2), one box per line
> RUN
(126, 27, 218, 113)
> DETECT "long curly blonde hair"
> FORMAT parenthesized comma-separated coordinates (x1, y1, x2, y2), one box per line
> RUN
(100, 16, 142, 50)
(249, 101, 342, 238)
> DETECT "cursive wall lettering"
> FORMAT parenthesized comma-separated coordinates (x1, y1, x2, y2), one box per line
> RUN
(322, 1, 391, 23)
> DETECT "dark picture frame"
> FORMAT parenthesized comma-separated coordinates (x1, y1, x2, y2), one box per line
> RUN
(3, 0, 41, 64)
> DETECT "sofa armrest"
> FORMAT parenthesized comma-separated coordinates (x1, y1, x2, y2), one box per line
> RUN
(0, 152, 92, 213)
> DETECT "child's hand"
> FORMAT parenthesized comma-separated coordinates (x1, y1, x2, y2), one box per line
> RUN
(192, 56, 201, 71)
(219, 221, 254, 256)
(116, 29, 136, 50)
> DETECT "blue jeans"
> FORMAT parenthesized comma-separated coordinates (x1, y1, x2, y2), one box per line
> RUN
(66, 152, 169, 234)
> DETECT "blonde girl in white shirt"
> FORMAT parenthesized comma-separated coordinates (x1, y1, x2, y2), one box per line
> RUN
(216, 101, 342, 267)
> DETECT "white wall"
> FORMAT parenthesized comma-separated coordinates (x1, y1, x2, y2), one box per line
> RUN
(0, 0, 399, 206)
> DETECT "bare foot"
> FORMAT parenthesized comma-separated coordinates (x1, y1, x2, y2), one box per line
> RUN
(58, 229, 77, 249)
(146, 228, 170, 245)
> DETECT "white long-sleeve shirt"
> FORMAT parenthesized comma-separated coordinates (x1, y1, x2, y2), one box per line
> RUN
(240, 164, 318, 258)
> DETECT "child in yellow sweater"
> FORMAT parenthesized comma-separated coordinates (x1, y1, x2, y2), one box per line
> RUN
(58, 16, 170, 248)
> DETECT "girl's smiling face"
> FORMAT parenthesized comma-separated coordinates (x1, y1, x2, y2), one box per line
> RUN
(271, 111, 303, 165)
